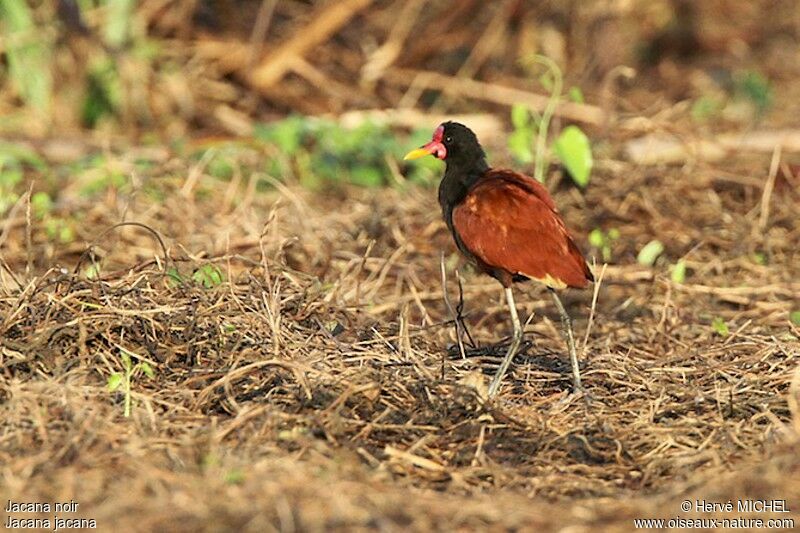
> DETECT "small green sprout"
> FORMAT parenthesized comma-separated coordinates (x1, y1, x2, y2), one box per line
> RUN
(790, 311, 800, 326)
(84, 263, 101, 279)
(637, 240, 664, 266)
(711, 317, 730, 337)
(192, 264, 224, 288)
(224, 469, 245, 485)
(671, 259, 687, 284)
(733, 70, 772, 116)
(588, 228, 620, 262)
(107, 348, 155, 417)
(691, 95, 723, 122)
(568, 86, 584, 103)
(166, 267, 184, 287)
(30, 191, 52, 219)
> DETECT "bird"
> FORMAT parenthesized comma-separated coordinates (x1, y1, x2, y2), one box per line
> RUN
(404, 122, 593, 398)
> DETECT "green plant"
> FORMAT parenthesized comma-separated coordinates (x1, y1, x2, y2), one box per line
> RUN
(790, 311, 800, 326)
(752, 252, 767, 265)
(691, 95, 724, 122)
(553, 126, 593, 188)
(637, 240, 664, 266)
(733, 70, 772, 116)
(0, 143, 47, 213)
(711, 317, 729, 337)
(192, 264, 224, 288)
(510, 55, 593, 187)
(45, 218, 75, 244)
(107, 348, 155, 417)
(30, 191, 52, 218)
(508, 104, 536, 164)
(0, 1, 53, 115)
(588, 228, 620, 262)
(255, 116, 438, 188)
(670, 258, 687, 283)
(83, 59, 122, 127)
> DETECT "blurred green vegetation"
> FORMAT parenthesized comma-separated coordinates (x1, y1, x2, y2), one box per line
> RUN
(691, 69, 773, 123)
(0, 1, 53, 115)
(251, 117, 440, 188)
(0, 116, 443, 234)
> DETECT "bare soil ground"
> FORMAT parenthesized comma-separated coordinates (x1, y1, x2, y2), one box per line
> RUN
(1, 127, 798, 530)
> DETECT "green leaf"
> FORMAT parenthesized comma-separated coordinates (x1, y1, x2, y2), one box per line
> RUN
(511, 104, 530, 129)
(30, 191, 52, 219)
(192, 264, 224, 288)
(508, 129, 534, 164)
(671, 259, 687, 283)
(588, 229, 605, 248)
(207, 156, 234, 180)
(83, 61, 120, 128)
(166, 267, 184, 287)
(568, 86, 584, 103)
(712, 317, 729, 336)
(85, 263, 101, 279)
(607, 228, 620, 241)
(790, 311, 800, 326)
(139, 361, 155, 379)
(734, 70, 772, 115)
(691, 96, 723, 122)
(120, 351, 132, 369)
(637, 240, 664, 266)
(553, 126, 593, 187)
(58, 224, 74, 243)
(225, 469, 245, 485)
(107, 373, 123, 391)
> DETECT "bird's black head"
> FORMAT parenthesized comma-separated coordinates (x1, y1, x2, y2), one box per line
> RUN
(404, 121, 487, 171)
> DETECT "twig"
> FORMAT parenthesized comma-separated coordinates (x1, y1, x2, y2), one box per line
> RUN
(384, 445, 446, 472)
(759, 144, 781, 233)
(73, 222, 170, 276)
(430, 0, 513, 110)
(24, 184, 33, 280)
(581, 262, 606, 356)
(360, 0, 427, 84)
(387, 68, 607, 125)
(247, 0, 278, 69)
(354, 240, 375, 308)
(625, 129, 800, 165)
(249, 0, 376, 90)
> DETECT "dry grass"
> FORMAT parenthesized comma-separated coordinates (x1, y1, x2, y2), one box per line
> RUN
(1, 138, 798, 531)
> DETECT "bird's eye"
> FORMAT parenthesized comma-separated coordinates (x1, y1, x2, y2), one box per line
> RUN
(445, 136, 452, 143)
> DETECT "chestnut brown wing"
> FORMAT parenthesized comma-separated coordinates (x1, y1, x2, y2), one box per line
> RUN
(452, 170, 592, 289)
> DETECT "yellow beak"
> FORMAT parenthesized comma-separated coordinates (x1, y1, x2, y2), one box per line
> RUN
(403, 147, 432, 160)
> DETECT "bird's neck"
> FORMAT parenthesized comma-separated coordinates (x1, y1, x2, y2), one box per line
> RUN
(438, 156, 489, 223)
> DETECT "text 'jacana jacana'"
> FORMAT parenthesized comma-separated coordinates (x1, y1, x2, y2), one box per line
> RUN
(405, 122, 593, 397)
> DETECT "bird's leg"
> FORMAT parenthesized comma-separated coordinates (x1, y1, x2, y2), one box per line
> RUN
(549, 289, 583, 392)
(488, 287, 523, 397)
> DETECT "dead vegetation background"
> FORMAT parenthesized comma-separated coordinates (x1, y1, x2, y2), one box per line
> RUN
(1, 1, 800, 531)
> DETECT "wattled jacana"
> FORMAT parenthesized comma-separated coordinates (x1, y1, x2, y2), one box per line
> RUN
(405, 122, 593, 397)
